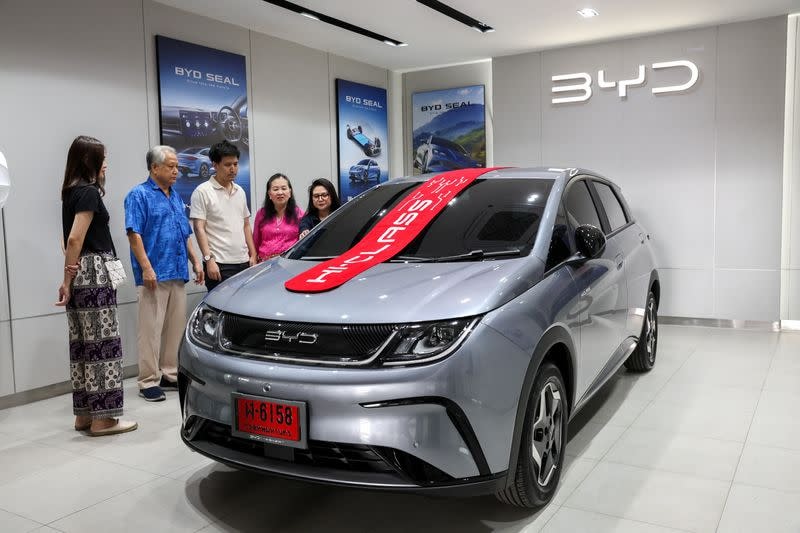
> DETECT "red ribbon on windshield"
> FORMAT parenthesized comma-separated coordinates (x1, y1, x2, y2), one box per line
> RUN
(285, 168, 498, 293)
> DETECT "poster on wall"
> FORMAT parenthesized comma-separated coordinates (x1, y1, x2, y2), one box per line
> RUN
(155, 35, 250, 210)
(336, 79, 389, 202)
(411, 85, 485, 176)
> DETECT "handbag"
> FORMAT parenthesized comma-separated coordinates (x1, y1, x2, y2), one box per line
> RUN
(104, 258, 127, 290)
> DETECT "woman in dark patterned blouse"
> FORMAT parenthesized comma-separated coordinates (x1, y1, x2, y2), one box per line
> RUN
(56, 136, 137, 436)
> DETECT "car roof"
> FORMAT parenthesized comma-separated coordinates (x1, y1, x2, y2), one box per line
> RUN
(389, 167, 609, 186)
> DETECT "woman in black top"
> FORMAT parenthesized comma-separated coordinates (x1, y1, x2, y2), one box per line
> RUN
(298, 178, 341, 239)
(56, 136, 137, 437)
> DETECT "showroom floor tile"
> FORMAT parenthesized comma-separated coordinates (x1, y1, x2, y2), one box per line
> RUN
(0, 325, 798, 532)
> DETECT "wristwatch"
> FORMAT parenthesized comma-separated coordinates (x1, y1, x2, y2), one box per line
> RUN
(203, 253, 215, 261)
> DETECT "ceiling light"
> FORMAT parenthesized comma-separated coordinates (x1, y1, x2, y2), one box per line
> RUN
(417, 0, 494, 33)
(263, 0, 407, 47)
(577, 8, 599, 18)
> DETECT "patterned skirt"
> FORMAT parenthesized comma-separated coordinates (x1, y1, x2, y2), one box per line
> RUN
(66, 253, 124, 418)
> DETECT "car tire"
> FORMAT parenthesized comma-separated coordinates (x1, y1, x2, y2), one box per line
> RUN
(199, 163, 210, 179)
(496, 362, 567, 508)
(624, 291, 658, 372)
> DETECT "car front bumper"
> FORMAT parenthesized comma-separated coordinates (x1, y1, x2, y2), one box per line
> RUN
(177, 321, 531, 493)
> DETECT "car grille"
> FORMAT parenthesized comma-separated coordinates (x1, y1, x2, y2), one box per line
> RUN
(194, 420, 451, 484)
(219, 313, 395, 363)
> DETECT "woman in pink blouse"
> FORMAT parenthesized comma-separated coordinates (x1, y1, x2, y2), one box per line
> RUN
(253, 173, 305, 261)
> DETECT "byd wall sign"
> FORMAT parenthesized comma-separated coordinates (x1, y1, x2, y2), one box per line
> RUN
(551, 60, 699, 104)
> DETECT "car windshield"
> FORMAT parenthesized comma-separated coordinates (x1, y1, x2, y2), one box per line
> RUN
(183, 147, 204, 154)
(356, 159, 370, 165)
(287, 178, 554, 262)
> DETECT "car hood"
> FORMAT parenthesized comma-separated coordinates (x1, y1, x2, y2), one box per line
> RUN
(204, 256, 544, 324)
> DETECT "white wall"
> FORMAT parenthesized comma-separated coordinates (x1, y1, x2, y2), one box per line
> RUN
(783, 15, 800, 320)
(493, 17, 787, 322)
(402, 61, 493, 175)
(0, 0, 390, 397)
(0, 0, 150, 393)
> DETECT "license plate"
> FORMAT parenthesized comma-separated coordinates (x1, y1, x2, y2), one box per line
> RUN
(231, 393, 308, 449)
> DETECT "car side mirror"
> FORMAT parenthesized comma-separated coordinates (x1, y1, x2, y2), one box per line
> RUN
(572, 224, 606, 262)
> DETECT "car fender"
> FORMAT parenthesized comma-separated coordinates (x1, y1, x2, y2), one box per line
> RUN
(648, 269, 660, 305)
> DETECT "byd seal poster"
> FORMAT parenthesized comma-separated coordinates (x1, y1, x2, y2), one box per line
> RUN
(155, 35, 251, 211)
(336, 79, 389, 202)
(411, 85, 486, 176)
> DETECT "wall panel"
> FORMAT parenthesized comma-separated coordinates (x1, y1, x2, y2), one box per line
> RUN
(494, 17, 787, 320)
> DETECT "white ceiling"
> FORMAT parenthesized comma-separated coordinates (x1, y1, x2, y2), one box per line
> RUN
(156, 0, 800, 71)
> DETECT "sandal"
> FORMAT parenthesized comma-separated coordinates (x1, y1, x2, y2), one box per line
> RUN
(88, 420, 138, 437)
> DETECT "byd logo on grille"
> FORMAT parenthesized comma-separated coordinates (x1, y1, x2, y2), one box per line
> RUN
(264, 330, 319, 344)
(551, 60, 699, 104)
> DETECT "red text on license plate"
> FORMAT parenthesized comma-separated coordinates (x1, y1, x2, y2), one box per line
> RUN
(236, 398, 300, 441)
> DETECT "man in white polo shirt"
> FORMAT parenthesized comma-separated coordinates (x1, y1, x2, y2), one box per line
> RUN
(190, 140, 257, 292)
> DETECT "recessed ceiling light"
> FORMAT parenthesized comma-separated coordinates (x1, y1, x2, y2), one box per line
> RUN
(577, 8, 599, 18)
(263, 0, 407, 47)
(417, 0, 494, 33)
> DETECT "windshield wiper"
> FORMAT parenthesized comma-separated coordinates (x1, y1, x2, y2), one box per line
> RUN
(392, 249, 522, 263)
(298, 255, 337, 261)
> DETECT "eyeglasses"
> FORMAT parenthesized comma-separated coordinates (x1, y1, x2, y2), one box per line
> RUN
(312, 193, 330, 199)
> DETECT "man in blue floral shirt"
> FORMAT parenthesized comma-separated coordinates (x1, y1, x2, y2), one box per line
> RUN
(125, 145, 203, 402)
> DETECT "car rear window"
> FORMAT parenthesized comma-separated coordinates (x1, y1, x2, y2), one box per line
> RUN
(287, 178, 554, 261)
(593, 181, 628, 232)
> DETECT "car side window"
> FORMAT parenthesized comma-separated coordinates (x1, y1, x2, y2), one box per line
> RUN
(594, 181, 628, 232)
(564, 181, 602, 230)
(545, 202, 573, 271)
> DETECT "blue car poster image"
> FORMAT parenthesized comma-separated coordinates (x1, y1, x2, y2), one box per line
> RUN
(336, 79, 389, 202)
(156, 36, 251, 210)
(411, 85, 485, 176)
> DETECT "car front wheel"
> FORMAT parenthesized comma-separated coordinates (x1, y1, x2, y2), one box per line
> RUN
(497, 362, 567, 508)
(199, 163, 210, 179)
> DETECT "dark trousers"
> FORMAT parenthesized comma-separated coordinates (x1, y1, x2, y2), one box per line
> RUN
(204, 261, 250, 292)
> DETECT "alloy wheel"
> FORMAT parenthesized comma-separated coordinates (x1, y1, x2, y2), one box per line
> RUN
(531, 381, 563, 486)
(644, 298, 657, 363)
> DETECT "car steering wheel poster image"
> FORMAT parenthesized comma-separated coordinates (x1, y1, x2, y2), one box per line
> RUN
(155, 36, 251, 211)
(336, 79, 389, 203)
(411, 85, 485, 176)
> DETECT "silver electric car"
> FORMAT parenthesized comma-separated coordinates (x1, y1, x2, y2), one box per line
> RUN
(178, 167, 659, 508)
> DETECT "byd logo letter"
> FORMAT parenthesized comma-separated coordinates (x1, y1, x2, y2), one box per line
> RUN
(551, 60, 699, 104)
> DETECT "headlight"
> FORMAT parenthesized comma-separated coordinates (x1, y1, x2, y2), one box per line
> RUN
(188, 304, 221, 349)
(380, 317, 479, 366)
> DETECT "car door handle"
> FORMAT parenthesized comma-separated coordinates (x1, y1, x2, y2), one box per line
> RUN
(615, 253, 624, 269)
